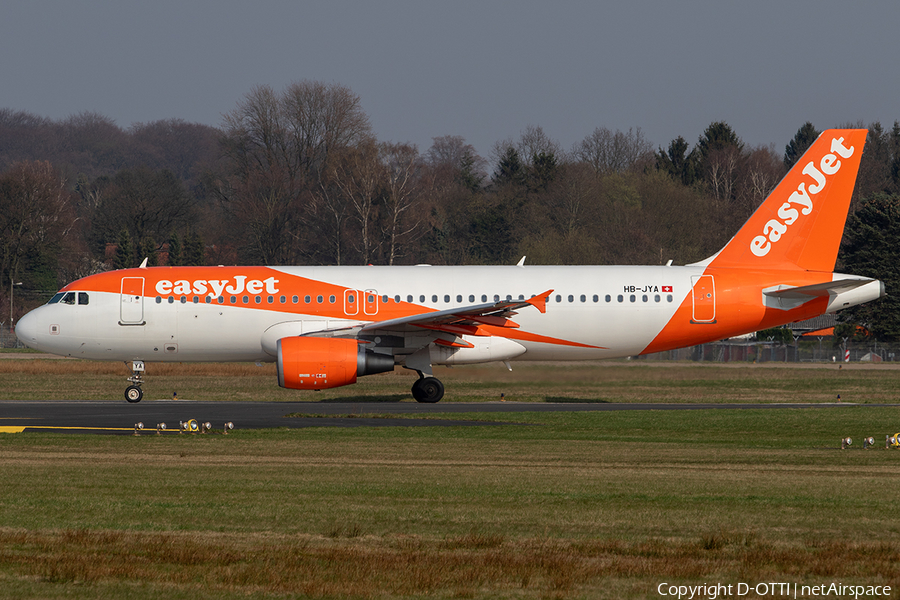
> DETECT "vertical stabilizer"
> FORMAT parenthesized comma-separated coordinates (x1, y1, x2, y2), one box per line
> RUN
(703, 129, 867, 271)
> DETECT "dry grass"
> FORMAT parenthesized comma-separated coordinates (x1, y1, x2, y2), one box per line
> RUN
(2, 529, 898, 599)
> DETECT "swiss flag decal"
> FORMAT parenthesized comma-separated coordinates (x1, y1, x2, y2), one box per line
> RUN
(662, 286, 673, 292)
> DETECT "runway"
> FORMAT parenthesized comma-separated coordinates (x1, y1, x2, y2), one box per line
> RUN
(0, 400, 888, 434)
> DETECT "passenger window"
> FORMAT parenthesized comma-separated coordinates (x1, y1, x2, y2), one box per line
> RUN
(568, 295, 574, 303)
(655, 295, 661, 303)
(642, 295, 648, 302)
(457, 295, 462, 303)
(617, 295, 624, 303)
(469, 295, 475, 302)
(329, 295, 336, 303)
(156, 296, 162, 304)
(444, 295, 450, 303)
(593, 295, 599, 302)
(316, 295, 323, 304)
(481, 295, 487, 302)
(580, 295, 586, 303)
(555, 295, 561, 303)
(667, 294, 674, 302)
(407, 295, 413, 303)
(605, 295, 611, 302)
(630, 295, 636, 302)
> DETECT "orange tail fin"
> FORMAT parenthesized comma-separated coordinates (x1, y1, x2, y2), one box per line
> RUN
(702, 129, 867, 272)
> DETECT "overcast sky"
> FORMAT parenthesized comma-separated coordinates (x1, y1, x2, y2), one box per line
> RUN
(2, 1, 898, 159)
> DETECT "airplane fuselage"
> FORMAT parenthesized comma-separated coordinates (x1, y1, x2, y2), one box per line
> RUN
(17, 264, 879, 365)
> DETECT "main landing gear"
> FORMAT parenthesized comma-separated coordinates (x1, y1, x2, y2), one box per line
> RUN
(411, 375, 444, 403)
(125, 360, 145, 403)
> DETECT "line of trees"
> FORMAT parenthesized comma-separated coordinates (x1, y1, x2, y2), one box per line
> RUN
(2, 82, 900, 338)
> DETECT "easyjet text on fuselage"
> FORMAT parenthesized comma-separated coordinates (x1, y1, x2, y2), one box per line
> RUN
(155, 276, 280, 297)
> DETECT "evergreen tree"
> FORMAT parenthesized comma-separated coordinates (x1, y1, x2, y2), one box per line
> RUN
(139, 236, 158, 267)
(784, 122, 820, 168)
(184, 229, 205, 266)
(528, 151, 558, 192)
(493, 146, 526, 187)
(457, 149, 484, 192)
(656, 136, 698, 186)
(696, 121, 743, 160)
(168, 231, 182, 266)
(113, 229, 133, 269)
(837, 193, 900, 341)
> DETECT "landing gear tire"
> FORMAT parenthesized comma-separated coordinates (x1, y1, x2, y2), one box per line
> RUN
(125, 385, 143, 403)
(412, 377, 444, 403)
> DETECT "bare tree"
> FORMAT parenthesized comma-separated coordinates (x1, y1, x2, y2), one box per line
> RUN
(381, 142, 426, 265)
(330, 141, 383, 264)
(217, 80, 374, 264)
(0, 161, 74, 318)
(575, 126, 653, 175)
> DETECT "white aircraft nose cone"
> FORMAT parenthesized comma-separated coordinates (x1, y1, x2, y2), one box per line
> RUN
(14, 310, 39, 347)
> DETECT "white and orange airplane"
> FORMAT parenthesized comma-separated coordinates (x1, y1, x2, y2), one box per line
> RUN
(15, 129, 884, 403)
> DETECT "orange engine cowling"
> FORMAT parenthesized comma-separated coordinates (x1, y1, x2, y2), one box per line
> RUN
(276, 337, 394, 390)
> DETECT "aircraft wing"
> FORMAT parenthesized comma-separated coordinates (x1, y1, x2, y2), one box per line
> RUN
(359, 289, 553, 337)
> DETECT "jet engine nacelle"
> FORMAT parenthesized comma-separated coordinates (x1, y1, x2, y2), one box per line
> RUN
(276, 337, 395, 390)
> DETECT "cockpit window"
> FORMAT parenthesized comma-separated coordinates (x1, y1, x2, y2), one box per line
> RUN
(47, 292, 65, 304)
(61, 292, 76, 305)
(78, 292, 89, 305)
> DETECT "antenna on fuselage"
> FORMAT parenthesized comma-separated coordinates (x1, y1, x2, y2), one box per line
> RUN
(139, 257, 148, 269)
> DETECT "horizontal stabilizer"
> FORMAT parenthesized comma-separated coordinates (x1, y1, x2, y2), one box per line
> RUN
(763, 276, 884, 312)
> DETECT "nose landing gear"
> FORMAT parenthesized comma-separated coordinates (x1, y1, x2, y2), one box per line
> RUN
(125, 360, 145, 403)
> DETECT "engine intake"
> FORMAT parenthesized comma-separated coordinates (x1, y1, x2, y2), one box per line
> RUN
(276, 337, 394, 390)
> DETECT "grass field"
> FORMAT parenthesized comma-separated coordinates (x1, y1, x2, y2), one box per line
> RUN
(1, 358, 900, 598)
(2, 356, 900, 404)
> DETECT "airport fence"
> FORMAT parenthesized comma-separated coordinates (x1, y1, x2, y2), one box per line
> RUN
(641, 339, 900, 363)
(1, 327, 25, 349)
(3, 323, 897, 363)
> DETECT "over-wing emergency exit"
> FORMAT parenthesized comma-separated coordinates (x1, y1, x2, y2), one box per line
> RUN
(15, 130, 883, 402)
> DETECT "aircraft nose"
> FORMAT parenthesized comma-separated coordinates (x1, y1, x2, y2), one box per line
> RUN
(15, 309, 39, 348)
